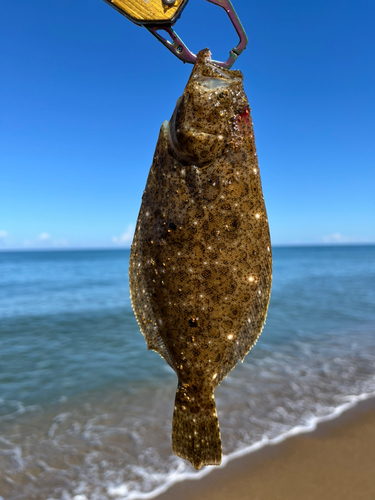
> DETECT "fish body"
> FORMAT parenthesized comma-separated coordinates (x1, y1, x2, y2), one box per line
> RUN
(129, 49, 272, 470)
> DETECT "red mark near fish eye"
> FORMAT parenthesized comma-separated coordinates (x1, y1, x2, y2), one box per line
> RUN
(238, 106, 251, 124)
(234, 106, 251, 140)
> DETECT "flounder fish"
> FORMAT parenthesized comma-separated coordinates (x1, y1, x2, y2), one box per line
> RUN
(129, 49, 272, 470)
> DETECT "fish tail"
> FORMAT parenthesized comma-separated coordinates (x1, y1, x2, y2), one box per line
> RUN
(172, 383, 222, 470)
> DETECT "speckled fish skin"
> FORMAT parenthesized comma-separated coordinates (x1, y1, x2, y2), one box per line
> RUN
(129, 49, 272, 470)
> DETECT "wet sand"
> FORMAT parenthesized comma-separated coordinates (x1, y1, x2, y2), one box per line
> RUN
(158, 397, 375, 500)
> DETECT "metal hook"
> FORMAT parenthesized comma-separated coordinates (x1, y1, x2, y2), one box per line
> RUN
(147, 0, 248, 69)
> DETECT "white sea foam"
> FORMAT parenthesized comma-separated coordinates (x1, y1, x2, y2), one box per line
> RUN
(102, 391, 375, 500)
(0, 399, 42, 422)
(0, 437, 24, 471)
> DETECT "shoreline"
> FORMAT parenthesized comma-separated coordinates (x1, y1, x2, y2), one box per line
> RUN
(0, 243, 374, 253)
(151, 394, 375, 500)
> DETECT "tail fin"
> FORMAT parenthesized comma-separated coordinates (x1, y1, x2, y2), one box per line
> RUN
(172, 383, 222, 470)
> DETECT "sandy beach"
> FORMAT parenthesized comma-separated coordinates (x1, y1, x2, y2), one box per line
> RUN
(159, 397, 375, 500)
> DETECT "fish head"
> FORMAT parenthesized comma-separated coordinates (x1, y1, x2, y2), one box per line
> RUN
(169, 49, 245, 166)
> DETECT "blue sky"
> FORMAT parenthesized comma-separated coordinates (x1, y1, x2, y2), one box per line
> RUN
(1, 0, 374, 249)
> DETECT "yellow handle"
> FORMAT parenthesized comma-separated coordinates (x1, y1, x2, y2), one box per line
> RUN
(107, 0, 188, 25)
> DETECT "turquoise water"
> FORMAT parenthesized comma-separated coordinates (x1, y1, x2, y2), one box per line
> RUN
(1, 246, 375, 499)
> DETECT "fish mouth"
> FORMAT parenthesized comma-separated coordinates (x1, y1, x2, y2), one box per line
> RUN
(193, 61, 242, 90)
(194, 76, 231, 91)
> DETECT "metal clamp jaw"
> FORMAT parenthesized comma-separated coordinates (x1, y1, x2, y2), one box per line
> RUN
(102, 0, 248, 69)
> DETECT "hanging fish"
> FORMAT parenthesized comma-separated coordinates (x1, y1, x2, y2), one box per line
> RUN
(129, 49, 272, 470)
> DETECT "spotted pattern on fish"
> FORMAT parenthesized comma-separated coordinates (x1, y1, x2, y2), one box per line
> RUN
(129, 49, 272, 470)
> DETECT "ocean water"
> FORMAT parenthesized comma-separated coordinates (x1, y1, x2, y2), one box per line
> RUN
(0, 246, 375, 500)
